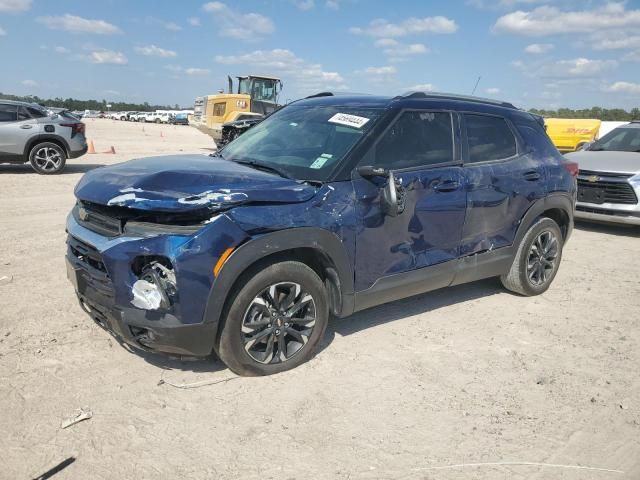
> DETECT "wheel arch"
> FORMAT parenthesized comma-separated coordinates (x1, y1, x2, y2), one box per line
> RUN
(24, 135, 71, 158)
(514, 193, 574, 247)
(203, 227, 354, 335)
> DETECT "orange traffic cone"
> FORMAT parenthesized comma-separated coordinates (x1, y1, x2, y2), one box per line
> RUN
(87, 140, 96, 154)
(103, 146, 116, 154)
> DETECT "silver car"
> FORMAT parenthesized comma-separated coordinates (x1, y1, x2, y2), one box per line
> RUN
(566, 121, 640, 225)
(0, 100, 88, 174)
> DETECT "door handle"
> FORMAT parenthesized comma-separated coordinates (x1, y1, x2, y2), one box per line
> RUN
(20, 124, 33, 129)
(433, 180, 461, 192)
(523, 171, 541, 181)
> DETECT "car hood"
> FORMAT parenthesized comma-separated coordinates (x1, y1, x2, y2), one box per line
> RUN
(565, 150, 640, 175)
(74, 154, 318, 212)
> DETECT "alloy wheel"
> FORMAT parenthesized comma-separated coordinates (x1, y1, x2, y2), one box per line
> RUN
(33, 147, 63, 172)
(241, 282, 316, 364)
(527, 230, 558, 286)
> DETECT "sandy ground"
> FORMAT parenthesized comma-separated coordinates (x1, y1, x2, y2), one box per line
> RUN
(0, 118, 639, 480)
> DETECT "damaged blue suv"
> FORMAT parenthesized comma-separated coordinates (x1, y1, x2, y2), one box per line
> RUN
(66, 92, 577, 375)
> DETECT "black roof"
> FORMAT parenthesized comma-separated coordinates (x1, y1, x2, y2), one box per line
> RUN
(295, 91, 518, 112)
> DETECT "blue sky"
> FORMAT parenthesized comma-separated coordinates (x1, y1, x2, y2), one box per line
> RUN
(1, 0, 639, 109)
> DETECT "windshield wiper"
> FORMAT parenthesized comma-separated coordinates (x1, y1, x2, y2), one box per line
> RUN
(234, 159, 292, 179)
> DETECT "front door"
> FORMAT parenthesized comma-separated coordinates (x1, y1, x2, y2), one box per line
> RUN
(353, 110, 466, 292)
(0, 104, 39, 160)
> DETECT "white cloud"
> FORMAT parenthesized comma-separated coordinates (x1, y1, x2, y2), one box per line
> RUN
(0, 27, 5, 36)
(135, 45, 177, 57)
(22, 79, 37, 87)
(486, 87, 501, 94)
(0, 0, 31, 13)
(164, 64, 184, 72)
(364, 66, 397, 75)
(467, 0, 549, 10)
(215, 48, 346, 94)
(188, 17, 200, 26)
(350, 16, 458, 37)
(54, 46, 69, 54)
(293, 0, 314, 10)
(203, 2, 274, 39)
(406, 83, 435, 91)
(185, 67, 210, 76)
(89, 49, 128, 65)
(37, 14, 121, 34)
(494, 3, 640, 36)
(325, 0, 339, 9)
(591, 33, 640, 51)
(555, 58, 616, 77)
(605, 81, 640, 94)
(524, 43, 553, 54)
(375, 38, 429, 60)
(164, 22, 181, 31)
(622, 51, 640, 62)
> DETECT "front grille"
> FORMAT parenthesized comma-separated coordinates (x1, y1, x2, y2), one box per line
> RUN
(577, 171, 638, 205)
(75, 204, 122, 237)
(67, 236, 108, 274)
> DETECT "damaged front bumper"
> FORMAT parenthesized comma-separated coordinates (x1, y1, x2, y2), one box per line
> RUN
(65, 211, 248, 356)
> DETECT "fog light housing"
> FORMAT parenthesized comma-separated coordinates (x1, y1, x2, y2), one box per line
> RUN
(131, 257, 177, 310)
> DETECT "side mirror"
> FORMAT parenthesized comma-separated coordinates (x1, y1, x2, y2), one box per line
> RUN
(577, 142, 592, 151)
(381, 171, 405, 217)
(356, 165, 387, 180)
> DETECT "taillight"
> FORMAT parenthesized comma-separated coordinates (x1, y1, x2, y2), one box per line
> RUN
(60, 122, 85, 135)
(563, 160, 579, 177)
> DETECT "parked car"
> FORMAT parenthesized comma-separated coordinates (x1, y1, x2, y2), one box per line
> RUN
(0, 100, 87, 174)
(566, 121, 640, 225)
(171, 112, 189, 125)
(66, 92, 577, 375)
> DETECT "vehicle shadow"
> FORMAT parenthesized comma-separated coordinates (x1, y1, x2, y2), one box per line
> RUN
(0, 163, 106, 174)
(133, 278, 505, 374)
(575, 220, 640, 238)
(321, 278, 504, 348)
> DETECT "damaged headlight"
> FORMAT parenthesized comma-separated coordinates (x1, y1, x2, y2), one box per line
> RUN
(131, 260, 177, 310)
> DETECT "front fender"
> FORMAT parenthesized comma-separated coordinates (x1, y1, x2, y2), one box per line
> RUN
(202, 227, 354, 333)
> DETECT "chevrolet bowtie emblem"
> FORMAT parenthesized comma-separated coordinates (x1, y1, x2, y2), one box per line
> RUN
(586, 175, 599, 183)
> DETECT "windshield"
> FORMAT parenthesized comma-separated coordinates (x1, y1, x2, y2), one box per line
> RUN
(591, 126, 640, 152)
(220, 104, 383, 181)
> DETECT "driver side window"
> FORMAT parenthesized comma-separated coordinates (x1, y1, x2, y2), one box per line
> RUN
(373, 111, 454, 170)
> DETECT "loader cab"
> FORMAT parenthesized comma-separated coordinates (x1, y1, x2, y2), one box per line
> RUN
(233, 76, 282, 115)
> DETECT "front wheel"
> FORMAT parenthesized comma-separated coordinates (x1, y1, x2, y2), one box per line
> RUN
(501, 217, 563, 296)
(29, 142, 67, 174)
(216, 261, 329, 376)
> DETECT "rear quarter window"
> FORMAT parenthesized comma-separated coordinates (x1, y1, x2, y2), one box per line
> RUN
(0, 104, 18, 122)
(464, 114, 517, 163)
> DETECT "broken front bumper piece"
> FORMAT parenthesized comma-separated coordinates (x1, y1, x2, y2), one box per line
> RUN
(65, 211, 248, 356)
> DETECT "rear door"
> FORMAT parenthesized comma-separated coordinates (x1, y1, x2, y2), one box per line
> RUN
(353, 109, 466, 291)
(460, 113, 546, 256)
(0, 104, 40, 161)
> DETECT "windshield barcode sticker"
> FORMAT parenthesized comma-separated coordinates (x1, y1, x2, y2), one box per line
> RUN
(328, 113, 370, 129)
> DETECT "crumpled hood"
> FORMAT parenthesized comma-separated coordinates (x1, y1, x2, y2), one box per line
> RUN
(74, 155, 318, 212)
(565, 150, 640, 175)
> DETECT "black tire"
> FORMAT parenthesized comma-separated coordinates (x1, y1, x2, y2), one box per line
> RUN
(155, 118, 161, 124)
(501, 217, 563, 296)
(215, 261, 329, 376)
(29, 142, 67, 174)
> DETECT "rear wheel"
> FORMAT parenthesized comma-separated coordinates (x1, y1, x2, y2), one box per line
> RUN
(216, 261, 329, 376)
(29, 142, 66, 174)
(501, 217, 563, 296)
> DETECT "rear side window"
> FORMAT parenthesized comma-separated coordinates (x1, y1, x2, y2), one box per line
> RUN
(28, 107, 47, 118)
(18, 106, 30, 121)
(0, 104, 18, 122)
(374, 111, 454, 170)
(464, 114, 517, 163)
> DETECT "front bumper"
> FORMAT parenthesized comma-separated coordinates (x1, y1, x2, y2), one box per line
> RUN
(65, 212, 248, 356)
(575, 205, 640, 225)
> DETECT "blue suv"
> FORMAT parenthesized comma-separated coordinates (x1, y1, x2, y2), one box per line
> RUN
(66, 92, 577, 376)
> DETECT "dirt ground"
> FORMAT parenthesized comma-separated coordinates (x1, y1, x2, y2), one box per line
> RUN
(1, 118, 639, 480)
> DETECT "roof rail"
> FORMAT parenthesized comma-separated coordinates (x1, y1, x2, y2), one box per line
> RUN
(396, 91, 516, 109)
(305, 92, 334, 99)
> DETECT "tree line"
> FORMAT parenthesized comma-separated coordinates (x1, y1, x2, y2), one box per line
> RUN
(528, 107, 640, 121)
(0, 92, 185, 112)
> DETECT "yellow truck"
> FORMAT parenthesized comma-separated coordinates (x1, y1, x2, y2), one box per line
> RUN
(193, 75, 282, 142)
(544, 118, 602, 153)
